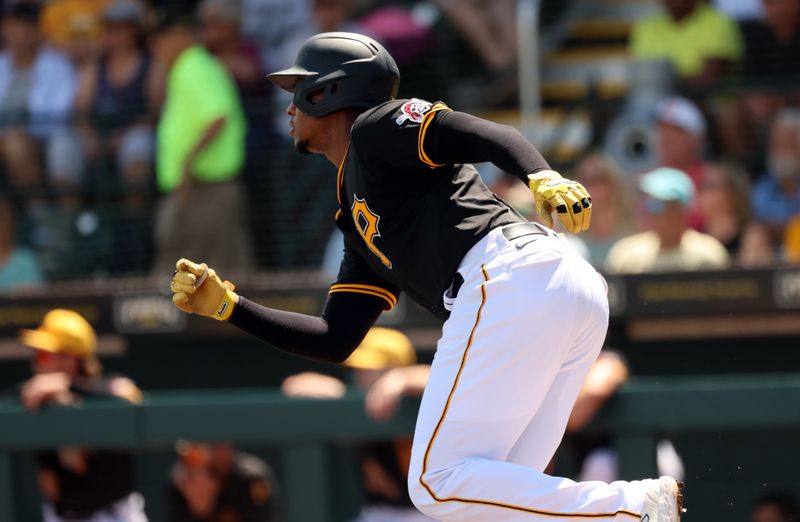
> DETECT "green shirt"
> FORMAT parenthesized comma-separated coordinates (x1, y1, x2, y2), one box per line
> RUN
(629, 4, 743, 77)
(157, 46, 246, 192)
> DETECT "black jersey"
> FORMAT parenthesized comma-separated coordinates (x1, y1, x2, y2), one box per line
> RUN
(331, 99, 523, 319)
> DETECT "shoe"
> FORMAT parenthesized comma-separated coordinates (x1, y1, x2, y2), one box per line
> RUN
(639, 476, 685, 521)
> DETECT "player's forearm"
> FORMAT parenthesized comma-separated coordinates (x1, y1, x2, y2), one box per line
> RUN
(228, 294, 383, 364)
(428, 110, 550, 180)
(398, 365, 431, 396)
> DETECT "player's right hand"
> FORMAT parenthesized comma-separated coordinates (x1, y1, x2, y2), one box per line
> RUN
(528, 170, 592, 233)
(170, 258, 238, 321)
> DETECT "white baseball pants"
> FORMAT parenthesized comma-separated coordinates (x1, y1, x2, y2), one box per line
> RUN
(408, 227, 648, 521)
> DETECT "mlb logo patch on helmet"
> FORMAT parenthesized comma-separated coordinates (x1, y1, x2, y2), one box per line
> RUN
(396, 99, 433, 125)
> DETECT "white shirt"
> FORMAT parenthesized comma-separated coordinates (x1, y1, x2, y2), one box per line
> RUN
(604, 229, 730, 274)
(0, 46, 77, 137)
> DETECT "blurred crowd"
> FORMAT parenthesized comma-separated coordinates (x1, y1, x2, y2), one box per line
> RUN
(1, 0, 800, 291)
(495, 0, 800, 275)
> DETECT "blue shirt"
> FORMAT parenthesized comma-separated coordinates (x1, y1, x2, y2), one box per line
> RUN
(0, 247, 44, 291)
(751, 175, 800, 225)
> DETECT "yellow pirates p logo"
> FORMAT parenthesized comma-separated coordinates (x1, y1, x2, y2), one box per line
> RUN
(351, 195, 392, 268)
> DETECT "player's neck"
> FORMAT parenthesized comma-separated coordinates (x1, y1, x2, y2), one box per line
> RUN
(323, 111, 360, 168)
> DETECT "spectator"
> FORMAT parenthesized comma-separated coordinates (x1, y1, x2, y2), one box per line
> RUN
(714, 0, 764, 20)
(74, 0, 157, 199)
(655, 96, 707, 185)
(751, 109, 800, 243)
(570, 153, 634, 267)
(752, 493, 800, 522)
(150, 13, 252, 275)
(697, 161, 754, 257)
(629, 0, 743, 91)
(197, 0, 266, 102)
(605, 167, 730, 273)
(312, 0, 363, 34)
(434, 0, 517, 74)
(696, 161, 773, 266)
(18, 308, 146, 522)
(654, 96, 709, 228)
(0, 195, 43, 291)
(167, 441, 279, 522)
(742, 0, 800, 95)
(282, 327, 434, 522)
(739, 221, 776, 266)
(358, 5, 440, 100)
(719, 0, 800, 169)
(40, 0, 111, 64)
(0, 2, 81, 198)
(240, 0, 311, 73)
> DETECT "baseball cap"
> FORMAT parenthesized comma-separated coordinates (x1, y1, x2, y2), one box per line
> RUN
(639, 167, 695, 207)
(103, 0, 145, 24)
(19, 309, 97, 359)
(654, 96, 706, 137)
(343, 327, 416, 370)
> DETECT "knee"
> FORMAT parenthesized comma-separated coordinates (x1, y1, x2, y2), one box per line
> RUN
(408, 472, 435, 515)
(407, 463, 464, 518)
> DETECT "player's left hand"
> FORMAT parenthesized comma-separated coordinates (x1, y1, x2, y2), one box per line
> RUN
(170, 259, 238, 321)
(528, 170, 592, 233)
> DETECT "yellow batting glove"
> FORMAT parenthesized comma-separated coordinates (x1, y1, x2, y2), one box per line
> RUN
(528, 170, 592, 233)
(170, 258, 238, 321)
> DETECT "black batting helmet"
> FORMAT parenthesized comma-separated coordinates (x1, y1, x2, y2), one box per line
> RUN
(268, 32, 400, 117)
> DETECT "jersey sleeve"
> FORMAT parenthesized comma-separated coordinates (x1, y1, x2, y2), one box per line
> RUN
(352, 99, 549, 181)
(330, 239, 400, 311)
(352, 99, 452, 173)
(422, 110, 550, 180)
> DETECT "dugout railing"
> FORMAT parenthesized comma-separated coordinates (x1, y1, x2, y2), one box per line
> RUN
(1, 374, 799, 522)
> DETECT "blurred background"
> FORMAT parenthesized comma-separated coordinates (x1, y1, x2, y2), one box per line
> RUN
(0, 0, 799, 520)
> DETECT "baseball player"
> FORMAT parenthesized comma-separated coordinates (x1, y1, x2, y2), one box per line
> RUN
(170, 32, 684, 521)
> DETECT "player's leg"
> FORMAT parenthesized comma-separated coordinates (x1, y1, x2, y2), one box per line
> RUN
(504, 256, 609, 471)
(407, 241, 647, 521)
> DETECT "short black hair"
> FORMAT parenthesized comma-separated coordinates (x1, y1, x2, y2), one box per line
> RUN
(2, 1, 40, 23)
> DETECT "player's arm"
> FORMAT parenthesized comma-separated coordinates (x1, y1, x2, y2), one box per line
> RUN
(424, 110, 592, 232)
(365, 364, 430, 421)
(171, 250, 396, 364)
(424, 110, 550, 180)
(230, 292, 384, 364)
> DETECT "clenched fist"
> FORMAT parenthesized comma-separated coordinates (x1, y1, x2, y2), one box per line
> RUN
(170, 258, 238, 321)
(528, 170, 592, 233)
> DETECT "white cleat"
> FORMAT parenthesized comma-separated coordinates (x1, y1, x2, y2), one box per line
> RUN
(639, 476, 685, 522)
